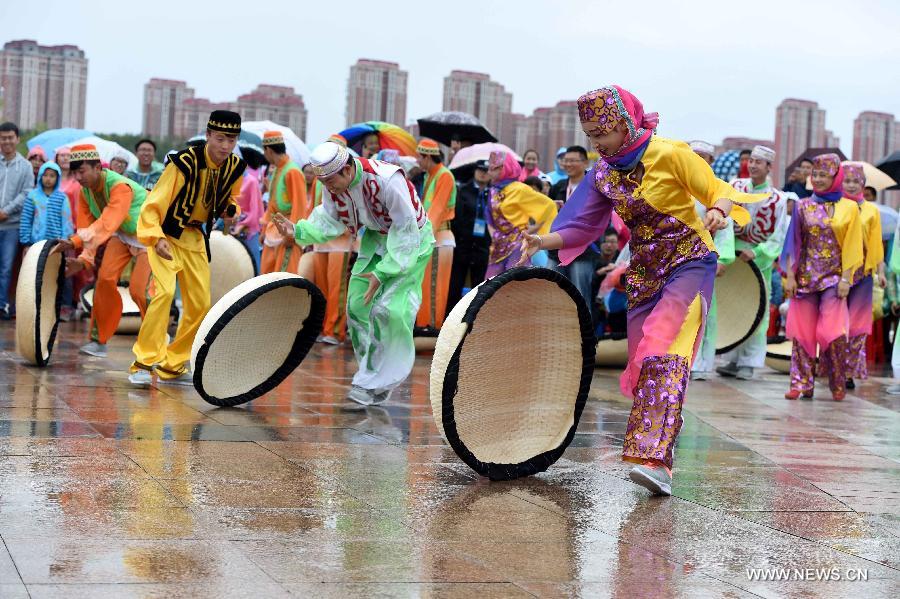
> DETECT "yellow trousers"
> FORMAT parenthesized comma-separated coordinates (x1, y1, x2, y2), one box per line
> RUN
(131, 241, 211, 375)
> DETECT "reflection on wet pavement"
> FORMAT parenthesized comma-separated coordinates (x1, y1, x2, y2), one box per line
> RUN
(1, 324, 899, 597)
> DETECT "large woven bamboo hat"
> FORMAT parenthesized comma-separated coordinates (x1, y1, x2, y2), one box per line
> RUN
(15, 240, 64, 366)
(191, 272, 325, 407)
(80, 284, 142, 334)
(594, 333, 628, 367)
(209, 231, 257, 306)
(430, 267, 594, 480)
(715, 259, 767, 354)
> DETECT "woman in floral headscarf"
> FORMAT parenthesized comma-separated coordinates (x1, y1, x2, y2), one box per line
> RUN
(484, 150, 556, 278)
(522, 85, 762, 496)
(781, 154, 863, 402)
(839, 162, 884, 388)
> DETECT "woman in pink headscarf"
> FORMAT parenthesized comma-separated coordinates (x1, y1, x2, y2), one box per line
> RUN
(484, 150, 556, 278)
(521, 85, 762, 496)
(781, 154, 864, 402)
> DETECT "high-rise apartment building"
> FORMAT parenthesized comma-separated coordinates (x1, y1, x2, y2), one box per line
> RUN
(442, 70, 511, 137)
(345, 59, 407, 126)
(0, 39, 88, 129)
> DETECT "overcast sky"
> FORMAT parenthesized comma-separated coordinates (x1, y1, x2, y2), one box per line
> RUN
(2, 0, 898, 156)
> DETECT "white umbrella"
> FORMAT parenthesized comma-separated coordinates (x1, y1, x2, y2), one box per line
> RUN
(448, 142, 520, 170)
(241, 121, 311, 166)
(67, 135, 138, 171)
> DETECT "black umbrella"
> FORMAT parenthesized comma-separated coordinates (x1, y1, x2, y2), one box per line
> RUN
(876, 151, 900, 190)
(416, 111, 497, 146)
(783, 147, 846, 184)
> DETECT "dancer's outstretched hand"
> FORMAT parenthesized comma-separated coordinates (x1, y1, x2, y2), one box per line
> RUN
(703, 208, 727, 231)
(272, 213, 295, 239)
(360, 272, 381, 304)
(521, 233, 542, 257)
(49, 239, 75, 255)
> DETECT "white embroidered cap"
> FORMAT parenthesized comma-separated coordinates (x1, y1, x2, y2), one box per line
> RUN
(750, 145, 776, 163)
(689, 140, 715, 157)
(310, 142, 350, 178)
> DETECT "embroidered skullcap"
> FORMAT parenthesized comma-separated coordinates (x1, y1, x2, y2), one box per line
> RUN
(262, 131, 285, 146)
(69, 144, 100, 162)
(689, 140, 716, 157)
(812, 153, 841, 178)
(207, 110, 241, 135)
(310, 142, 350, 178)
(750, 145, 776, 163)
(842, 161, 866, 184)
(488, 150, 506, 170)
(577, 85, 659, 139)
(417, 138, 441, 156)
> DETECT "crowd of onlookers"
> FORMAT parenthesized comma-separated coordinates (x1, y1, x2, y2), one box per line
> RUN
(0, 121, 164, 321)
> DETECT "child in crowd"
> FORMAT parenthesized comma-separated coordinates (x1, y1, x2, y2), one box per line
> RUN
(19, 161, 73, 248)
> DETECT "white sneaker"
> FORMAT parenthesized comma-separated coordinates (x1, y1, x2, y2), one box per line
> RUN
(79, 341, 108, 358)
(736, 366, 754, 380)
(629, 464, 672, 496)
(886, 385, 900, 396)
(369, 389, 392, 405)
(690, 371, 709, 381)
(128, 370, 153, 387)
(347, 385, 375, 406)
(318, 335, 340, 345)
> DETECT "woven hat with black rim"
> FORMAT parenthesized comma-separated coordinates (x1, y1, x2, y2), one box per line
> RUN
(15, 240, 65, 367)
(430, 267, 595, 480)
(191, 273, 325, 407)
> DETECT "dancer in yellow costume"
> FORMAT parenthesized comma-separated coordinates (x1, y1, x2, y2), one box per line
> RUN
(128, 110, 245, 386)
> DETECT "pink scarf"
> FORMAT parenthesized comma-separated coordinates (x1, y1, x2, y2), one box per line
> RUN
(518, 166, 541, 181)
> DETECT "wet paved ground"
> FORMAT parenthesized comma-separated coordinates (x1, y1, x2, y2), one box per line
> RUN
(1, 321, 899, 598)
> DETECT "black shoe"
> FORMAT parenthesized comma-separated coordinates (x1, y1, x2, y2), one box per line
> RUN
(0, 303, 9, 320)
(846, 379, 855, 390)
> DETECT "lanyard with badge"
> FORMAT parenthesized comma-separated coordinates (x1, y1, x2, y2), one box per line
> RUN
(472, 186, 487, 237)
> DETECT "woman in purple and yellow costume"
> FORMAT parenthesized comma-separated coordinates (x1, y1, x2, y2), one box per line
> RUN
(781, 154, 863, 401)
(485, 150, 557, 278)
(840, 162, 884, 387)
(522, 85, 762, 496)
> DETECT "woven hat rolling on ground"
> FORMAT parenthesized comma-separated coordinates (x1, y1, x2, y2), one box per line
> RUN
(209, 231, 257, 306)
(714, 259, 767, 354)
(16, 240, 65, 366)
(430, 267, 595, 481)
(595, 333, 628, 367)
(80, 284, 142, 334)
(765, 340, 793, 373)
(190, 272, 325, 407)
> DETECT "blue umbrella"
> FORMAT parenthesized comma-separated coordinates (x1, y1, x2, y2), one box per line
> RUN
(27, 128, 93, 159)
(711, 149, 741, 182)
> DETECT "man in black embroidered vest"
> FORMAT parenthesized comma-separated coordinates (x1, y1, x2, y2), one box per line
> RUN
(129, 110, 245, 386)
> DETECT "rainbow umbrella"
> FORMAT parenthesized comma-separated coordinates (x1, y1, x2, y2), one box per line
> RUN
(337, 121, 417, 157)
